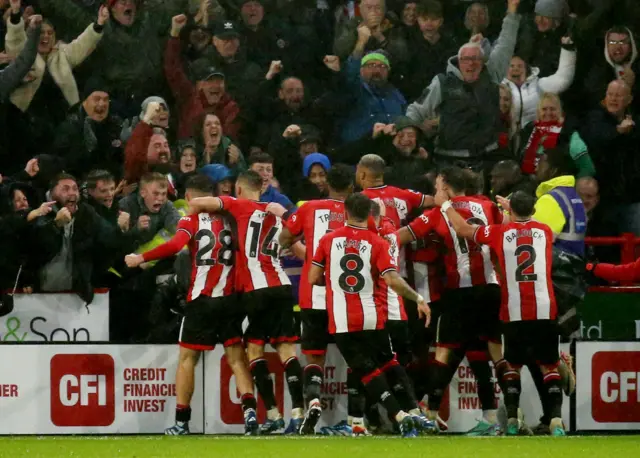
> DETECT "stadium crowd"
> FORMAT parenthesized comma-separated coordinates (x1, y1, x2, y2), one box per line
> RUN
(0, 0, 639, 438)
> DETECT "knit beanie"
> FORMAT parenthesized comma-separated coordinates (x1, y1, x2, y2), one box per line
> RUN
(82, 76, 109, 101)
(140, 96, 169, 119)
(534, 0, 567, 19)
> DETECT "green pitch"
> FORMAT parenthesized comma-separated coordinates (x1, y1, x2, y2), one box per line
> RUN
(0, 436, 638, 458)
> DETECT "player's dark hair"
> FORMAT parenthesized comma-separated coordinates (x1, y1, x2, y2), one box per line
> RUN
(544, 146, 577, 177)
(327, 163, 354, 193)
(438, 166, 466, 194)
(510, 190, 536, 218)
(461, 168, 483, 196)
(237, 170, 263, 192)
(185, 174, 214, 195)
(85, 169, 114, 190)
(345, 192, 372, 222)
(248, 152, 274, 166)
(50, 172, 77, 191)
(358, 154, 386, 178)
(416, 0, 444, 19)
(370, 201, 381, 218)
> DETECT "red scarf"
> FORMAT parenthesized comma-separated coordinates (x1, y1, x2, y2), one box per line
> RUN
(498, 113, 511, 149)
(521, 120, 563, 175)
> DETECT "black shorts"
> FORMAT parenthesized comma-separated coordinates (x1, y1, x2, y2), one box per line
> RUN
(503, 320, 560, 367)
(334, 329, 394, 379)
(386, 319, 412, 366)
(179, 295, 244, 350)
(437, 285, 501, 348)
(243, 285, 298, 345)
(301, 309, 333, 355)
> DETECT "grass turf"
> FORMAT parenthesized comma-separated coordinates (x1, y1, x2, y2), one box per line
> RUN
(0, 436, 638, 458)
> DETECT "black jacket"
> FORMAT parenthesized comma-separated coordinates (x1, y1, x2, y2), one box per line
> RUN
(53, 104, 124, 179)
(31, 202, 118, 304)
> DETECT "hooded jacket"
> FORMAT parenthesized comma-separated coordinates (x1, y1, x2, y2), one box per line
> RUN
(583, 26, 639, 108)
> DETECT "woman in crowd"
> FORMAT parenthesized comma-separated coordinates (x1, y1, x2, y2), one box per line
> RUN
(518, 92, 595, 179)
(194, 113, 246, 176)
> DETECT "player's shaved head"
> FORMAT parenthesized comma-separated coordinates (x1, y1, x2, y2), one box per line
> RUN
(237, 170, 263, 192)
(345, 192, 373, 222)
(510, 190, 536, 218)
(358, 154, 386, 177)
(327, 163, 355, 193)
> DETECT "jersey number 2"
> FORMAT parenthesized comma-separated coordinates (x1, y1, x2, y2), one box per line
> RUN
(515, 245, 537, 282)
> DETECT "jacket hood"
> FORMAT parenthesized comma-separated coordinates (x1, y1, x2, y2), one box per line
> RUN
(0, 181, 38, 215)
(605, 27, 638, 69)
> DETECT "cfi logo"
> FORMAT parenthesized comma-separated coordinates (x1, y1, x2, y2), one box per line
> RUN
(591, 351, 640, 423)
(50, 354, 115, 427)
(219, 353, 285, 425)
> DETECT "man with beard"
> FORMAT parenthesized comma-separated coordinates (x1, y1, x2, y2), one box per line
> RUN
(54, 78, 124, 180)
(406, 0, 520, 171)
(31, 173, 116, 304)
(323, 49, 405, 145)
(489, 160, 536, 204)
(165, 14, 241, 141)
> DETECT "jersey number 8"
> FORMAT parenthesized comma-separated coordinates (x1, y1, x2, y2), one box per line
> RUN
(338, 253, 366, 294)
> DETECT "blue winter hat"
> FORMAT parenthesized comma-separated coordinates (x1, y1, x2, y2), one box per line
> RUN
(303, 153, 331, 177)
(200, 164, 233, 184)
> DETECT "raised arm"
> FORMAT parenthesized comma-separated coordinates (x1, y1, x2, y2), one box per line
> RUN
(0, 15, 41, 101)
(486, 0, 521, 82)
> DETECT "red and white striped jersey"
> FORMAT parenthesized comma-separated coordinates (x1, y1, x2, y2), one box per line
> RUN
(407, 196, 502, 289)
(312, 225, 395, 334)
(409, 232, 445, 303)
(177, 213, 235, 301)
(474, 220, 557, 322)
(218, 196, 291, 293)
(363, 185, 425, 276)
(376, 217, 406, 321)
(285, 199, 346, 310)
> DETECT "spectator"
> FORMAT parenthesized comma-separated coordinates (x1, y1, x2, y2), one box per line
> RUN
(39, 0, 187, 118)
(327, 49, 406, 145)
(173, 139, 198, 198)
(503, 37, 576, 130)
(576, 176, 599, 218)
(406, 0, 521, 171)
(237, 0, 289, 70)
(53, 77, 124, 179)
(300, 152, 330, 199)
(124, 100, 170, 183)
(398, 1, 418, 29)
(333, 0, 409, 65)
(334, 117, 431, 186)
(254, 73, 328, 151)
(0, 14, 41, 171)
(403, 0, 459, 102)
(519, 93, 594, 178)
(582, 26, 639, 111)
(118, 172, 180, 248)
(193, 113, 246, 175)
(248, 152, 295, 209)
(85, 169, 124, 227)
(581, 80, 640, 235)
(165, 14, 241, 141)
(201, 163, 234, 197)
(4, 2, 106, 120)
(461, 2, 492, 55)
(31, 173, 116, 303)
(198, 20, 264, 106)
(498, 83, 517, 153)
(516, 0, 567, 77)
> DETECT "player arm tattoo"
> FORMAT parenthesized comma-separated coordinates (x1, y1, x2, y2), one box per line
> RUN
(442, 204, 477, 240)
(382, 270, 421, 303)
(309, 263, 325, 286)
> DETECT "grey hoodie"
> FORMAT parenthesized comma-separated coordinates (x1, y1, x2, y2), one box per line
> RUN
(604, 26, 638, 79)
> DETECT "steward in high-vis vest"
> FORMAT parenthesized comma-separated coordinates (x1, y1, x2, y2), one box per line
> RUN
(406, 0, 521, 172)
